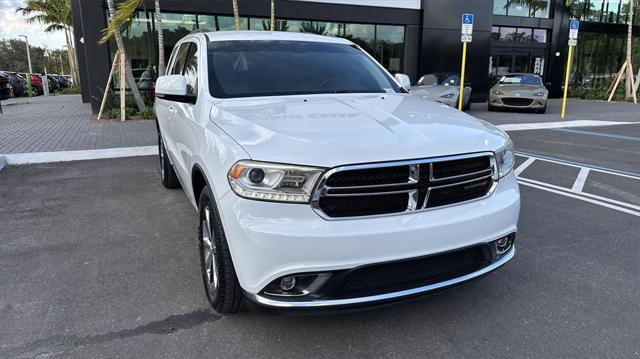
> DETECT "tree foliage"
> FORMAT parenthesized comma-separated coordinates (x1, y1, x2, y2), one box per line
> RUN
(99, 0, 143, 44)
(0, 39, 69, 74)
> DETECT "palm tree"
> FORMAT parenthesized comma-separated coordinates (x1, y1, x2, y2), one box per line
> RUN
(100, 0, 146, 112)
(17, 0, 80, 86)
(155, 0, 165, 75)
(270, 0, 275, 31)
(232, 0, 241, 30)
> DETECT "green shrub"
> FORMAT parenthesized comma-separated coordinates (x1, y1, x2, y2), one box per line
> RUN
(140, 107, 155, 119)
(55, 87, 81, 95)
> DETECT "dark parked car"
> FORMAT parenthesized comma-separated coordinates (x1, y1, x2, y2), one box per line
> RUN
(0, 72, 11, 100)
(46, 74, 60, 92)
(0, 71, 26, 97)
(20, 73, 44, 96)
(54, 74, 69, 89)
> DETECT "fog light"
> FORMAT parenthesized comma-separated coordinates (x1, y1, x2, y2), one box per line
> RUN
(496, 236, 513, 255)
(280, 276, 296, 291)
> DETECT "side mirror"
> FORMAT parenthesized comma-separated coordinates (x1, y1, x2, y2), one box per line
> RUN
(156, 75, 187, 96)
(394, 73, 412, 89)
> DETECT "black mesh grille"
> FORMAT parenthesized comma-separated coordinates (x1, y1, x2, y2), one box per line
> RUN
(334, 245, 489, 299)
(427, 177, 493, 208)
(502, 98, 534, 106)
(318, 193, 408, 218)
(326, 165, 410, 187)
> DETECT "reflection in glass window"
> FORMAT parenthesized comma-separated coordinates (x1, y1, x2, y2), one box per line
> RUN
(375, 25, 404, 73)
(345, 24, 375, 53)
(163, 13, 197, 66)
(508, 1, 530, 16)
(530, 0, 550, 18)
(491, 26, 501, 41)
(533, 29, 547, 43)
(198, 15, 248, 31)
(493, 0, 508, 15)
(499, 27, 517, 41)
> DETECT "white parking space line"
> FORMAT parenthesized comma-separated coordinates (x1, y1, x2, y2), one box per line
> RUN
(516, 151, 640, 179)
(571, 168, 590, 193)
(514, 153, 640, 217)
(514, 157, 535, 176)
(498, 120, 636, 132)
(518, 180, 640, 217)
(1, 146, 157, 166)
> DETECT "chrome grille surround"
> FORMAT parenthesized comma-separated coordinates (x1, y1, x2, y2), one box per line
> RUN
(311, 152, 498, 220)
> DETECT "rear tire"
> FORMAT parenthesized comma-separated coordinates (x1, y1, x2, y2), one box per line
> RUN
(158, 131, 180, 189)
(198, 187, 243, 314)
(488, 104, 495, 111)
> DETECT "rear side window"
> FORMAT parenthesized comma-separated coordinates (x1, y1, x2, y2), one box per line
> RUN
(183, 44, 198, 97)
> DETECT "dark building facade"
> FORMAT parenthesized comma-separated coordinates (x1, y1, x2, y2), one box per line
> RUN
(72, 0, 640, 113)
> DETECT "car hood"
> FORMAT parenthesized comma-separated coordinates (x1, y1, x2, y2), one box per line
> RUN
(492, 84, 545, 94)
(410, 85, 456, 99)
(210, 94, 508, 168)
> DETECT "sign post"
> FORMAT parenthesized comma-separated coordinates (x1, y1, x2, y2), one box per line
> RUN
(562, 19, 579, 119)
(459, 13, 473, 111)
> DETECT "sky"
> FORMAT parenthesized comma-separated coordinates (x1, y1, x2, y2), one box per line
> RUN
(0, 0, 66, 49)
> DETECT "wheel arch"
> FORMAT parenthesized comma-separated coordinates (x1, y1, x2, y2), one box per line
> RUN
(191, 164, 210, 207)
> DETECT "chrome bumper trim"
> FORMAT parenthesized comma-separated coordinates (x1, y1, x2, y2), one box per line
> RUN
(249, 246, 515, 309)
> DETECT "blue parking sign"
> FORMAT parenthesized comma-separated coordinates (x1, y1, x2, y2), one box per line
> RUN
(462, 14, 474, 25)
(570, 20, 580, 30)
(461, 13, 474, 36)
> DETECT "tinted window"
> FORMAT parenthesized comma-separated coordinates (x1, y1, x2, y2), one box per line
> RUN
(183, 44, 198, 97)
(170, 43, 190, 75)
(207, 40, 400, 98)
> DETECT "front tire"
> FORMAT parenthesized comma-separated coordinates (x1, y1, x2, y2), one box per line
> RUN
(158, 131, 180, 189)
(198, 187, 243, 314)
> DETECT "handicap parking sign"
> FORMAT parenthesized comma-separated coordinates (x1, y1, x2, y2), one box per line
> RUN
(461, 13, 474, 36)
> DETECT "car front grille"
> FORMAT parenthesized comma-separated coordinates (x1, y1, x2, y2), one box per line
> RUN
(502, 97, 534, 106)
(333, 244, 491, 299)
(312, 153, 495, 219)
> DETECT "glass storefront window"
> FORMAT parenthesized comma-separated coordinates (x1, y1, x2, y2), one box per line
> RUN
(199, 15, 248, 31)
(344, 24, 375, 53)
(494, 0, 508, 15)
(532, 29, 547, 43)
(375, 25, 404, 73)
(508, 1, 531, 17)
(499, 27, 517, 41)
(163, 13, 197, 65)
(586, 0, 605, 21)
(530, 0, 550, 18)
(491, 26, 501, 41)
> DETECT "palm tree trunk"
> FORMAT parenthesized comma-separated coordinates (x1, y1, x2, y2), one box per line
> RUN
(270, 0, 275, 31)
(155, 0, 165, 76)
(625, 0, 634, 99)
(106, 0, 146, 112)
(64, 27, 80, 86)
(232, 0, 240, 30)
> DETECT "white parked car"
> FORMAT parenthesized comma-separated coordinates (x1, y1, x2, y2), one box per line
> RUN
(155, 31, 520, 314)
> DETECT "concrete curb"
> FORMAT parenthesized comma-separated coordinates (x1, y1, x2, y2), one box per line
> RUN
(0, 155, 6, 172)
(1, 146, 157, 166)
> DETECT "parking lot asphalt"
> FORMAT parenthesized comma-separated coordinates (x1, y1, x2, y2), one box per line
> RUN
(1, 102, 640, 358)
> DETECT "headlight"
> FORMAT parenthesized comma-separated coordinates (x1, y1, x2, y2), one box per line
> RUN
(533, 91, 547, 97)
(495, 141, 515, 178)
(493, 90, 504, 95)
(440, 93, 455, 98)
(228, 160, 324, 203)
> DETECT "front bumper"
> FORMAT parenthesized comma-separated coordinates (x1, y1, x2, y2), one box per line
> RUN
(490, 95, 547, 109)
(217, 171, 520, 308)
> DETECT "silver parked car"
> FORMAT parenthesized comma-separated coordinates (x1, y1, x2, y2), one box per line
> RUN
(489, 73, 548, 113)
(411, 73, 471, 110)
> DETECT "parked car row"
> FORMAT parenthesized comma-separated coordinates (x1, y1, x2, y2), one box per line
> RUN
(0, 71, 73, 100)
(408, 72, 549, 114)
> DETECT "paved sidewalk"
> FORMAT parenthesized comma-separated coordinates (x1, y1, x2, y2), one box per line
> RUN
(0, 95, 156, 154)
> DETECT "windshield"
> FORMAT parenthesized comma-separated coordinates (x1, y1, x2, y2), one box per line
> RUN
(417, 73, 460, 86)
(499, 74, 541, 86)
(207, 40, 401, 98)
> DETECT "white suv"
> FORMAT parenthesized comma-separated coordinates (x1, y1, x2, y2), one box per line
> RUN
(155, 31, 520, 313)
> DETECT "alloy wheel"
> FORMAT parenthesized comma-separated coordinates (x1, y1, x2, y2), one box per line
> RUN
(201, 206, 219, 300)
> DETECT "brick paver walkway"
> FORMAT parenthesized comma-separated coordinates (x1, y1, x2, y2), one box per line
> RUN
(0, 95, 156, 154)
